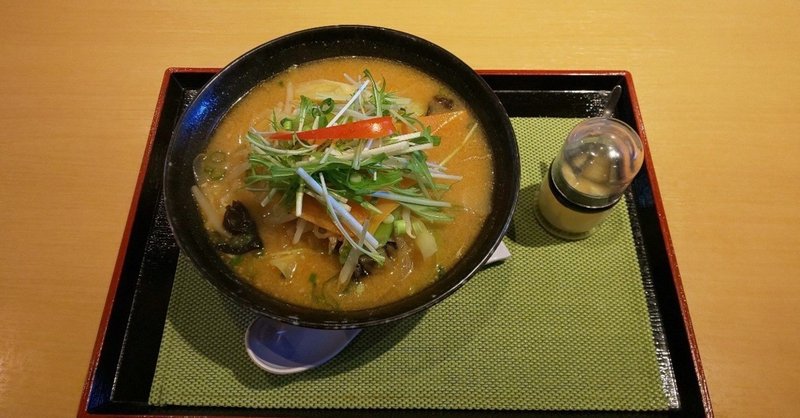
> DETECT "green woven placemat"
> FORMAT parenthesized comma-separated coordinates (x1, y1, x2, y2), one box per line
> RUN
(149, 118, 670, 411)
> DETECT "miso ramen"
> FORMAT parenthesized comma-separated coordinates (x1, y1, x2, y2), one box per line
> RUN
(192, 57, 494, 310)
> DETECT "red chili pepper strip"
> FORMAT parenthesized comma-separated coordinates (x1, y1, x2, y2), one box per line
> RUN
(268, 117, 396, 141)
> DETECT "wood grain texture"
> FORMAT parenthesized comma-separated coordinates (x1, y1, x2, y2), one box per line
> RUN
(1, 1, 798, 417)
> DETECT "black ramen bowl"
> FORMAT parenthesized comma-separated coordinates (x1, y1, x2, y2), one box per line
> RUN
(164, 25, 520, 329)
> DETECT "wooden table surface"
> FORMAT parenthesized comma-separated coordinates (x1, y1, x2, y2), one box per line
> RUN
(1, 2, 798, 417)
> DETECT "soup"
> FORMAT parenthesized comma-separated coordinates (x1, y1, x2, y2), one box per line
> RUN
(191, 57, 494, 310)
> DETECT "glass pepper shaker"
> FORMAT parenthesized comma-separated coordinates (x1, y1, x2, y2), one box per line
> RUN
(534, 116, 644, 240)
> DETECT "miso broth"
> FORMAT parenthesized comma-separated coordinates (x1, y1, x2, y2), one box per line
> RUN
(193, 57, 494, 310)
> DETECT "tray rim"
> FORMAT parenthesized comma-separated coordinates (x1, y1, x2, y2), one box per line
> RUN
(77, 67, 713, 418)
(484, 70, 710, 416)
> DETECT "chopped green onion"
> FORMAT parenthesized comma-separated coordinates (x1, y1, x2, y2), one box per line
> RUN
(229, 255, 243, 267)
(373, 222, 393, 244)
(393, 219, 407, 236)
(209, 150, 226, 163)
(320, 98, 335, 113)
(202, 166, 226, 181)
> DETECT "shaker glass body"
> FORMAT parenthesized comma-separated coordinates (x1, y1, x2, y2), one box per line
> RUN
(534, 117, 644, 240)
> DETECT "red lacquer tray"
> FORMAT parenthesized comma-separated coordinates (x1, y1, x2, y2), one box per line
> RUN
(78, 68, 712, 418)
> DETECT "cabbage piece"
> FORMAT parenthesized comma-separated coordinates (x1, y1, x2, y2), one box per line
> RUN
(267, 250, 305, 280)
(294, 79, 356, 102)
